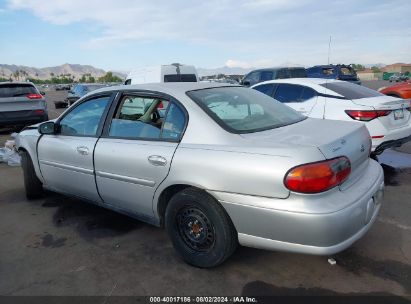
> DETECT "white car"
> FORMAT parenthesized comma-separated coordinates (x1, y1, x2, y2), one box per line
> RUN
(252, 78, 411, 154)
(124, 63, 198, 85)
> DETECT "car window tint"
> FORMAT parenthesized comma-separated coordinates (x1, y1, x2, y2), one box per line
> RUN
(60, 96, 110, 136)
(187, 87, 305, 133)
(244, 72, 260, 82)
(276, 69, 288, 79)
(253, 83, 276, 97)
(161, 103, 186, 140)
(300, 87, 317, 101)
(289, 69, 307, 78)
(0, 83, 38, 98)
(109, 96, 181, 140)
(274, 84, 304, 103)
(322, 68, 335, 75)
(340, 67, 355, 75)
(164, 74, 197, 82)
(320, 82, 383, 99)
(260, 71, 274, 82)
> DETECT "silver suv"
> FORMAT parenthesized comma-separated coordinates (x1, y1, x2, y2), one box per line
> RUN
(0, 82, 48, 127)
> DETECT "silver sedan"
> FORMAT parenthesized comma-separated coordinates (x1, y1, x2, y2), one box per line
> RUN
(16, 83, 384, 267)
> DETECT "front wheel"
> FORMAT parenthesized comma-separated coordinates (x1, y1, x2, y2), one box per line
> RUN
(165, 188, 238, 268)
(20, 151, 43, 199)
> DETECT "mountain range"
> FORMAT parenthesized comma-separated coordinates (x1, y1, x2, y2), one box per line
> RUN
(0, 62, 396, 81)
(0, 63, 126, 80)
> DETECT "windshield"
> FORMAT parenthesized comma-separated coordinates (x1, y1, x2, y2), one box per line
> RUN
(320, 82, 383, 99)
(187, 87, 306, 133)
(0, 83, 38, 98)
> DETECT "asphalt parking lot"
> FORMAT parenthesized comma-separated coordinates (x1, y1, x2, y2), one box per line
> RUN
(0, 84, 411, 298)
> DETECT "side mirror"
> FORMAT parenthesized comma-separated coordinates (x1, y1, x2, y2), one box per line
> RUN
(242, 81, 250, 87)
(38, 121, 57, 135)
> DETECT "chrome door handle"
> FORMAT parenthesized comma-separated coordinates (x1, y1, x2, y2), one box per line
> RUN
(148, 155, 167, 166)
(76, 146, 89, 155)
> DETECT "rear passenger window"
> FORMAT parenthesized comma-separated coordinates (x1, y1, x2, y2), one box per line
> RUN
(108, 95, 186, 141)
(253, 83, 276, 97)
(322, 68, 334, 76)
(300, 87, 317, 101)
(274, 84, 304, 103)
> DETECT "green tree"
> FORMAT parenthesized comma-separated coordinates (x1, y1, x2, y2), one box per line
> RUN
(98, 71, 123, 83)
(371, 66, 381, 73)
(351, 64, 365, 71)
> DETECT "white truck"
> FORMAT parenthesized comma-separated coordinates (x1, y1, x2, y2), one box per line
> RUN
(125, 63, 198, 85)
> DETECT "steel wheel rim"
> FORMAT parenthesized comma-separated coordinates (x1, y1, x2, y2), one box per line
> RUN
(176, 206, 215, 252)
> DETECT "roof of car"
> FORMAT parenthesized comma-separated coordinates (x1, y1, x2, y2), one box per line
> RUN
(246, 67, 306, 73)
(0, 81, 36, 86)
(91, 82, 240, 96)
(252, 78, 340, 87)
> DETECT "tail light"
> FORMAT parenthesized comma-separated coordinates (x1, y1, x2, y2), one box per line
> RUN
(26, 93, 43, 99)
(34, 109, 45, 115)
(345, 110, 391, 121)
(284, 157, 351, 194)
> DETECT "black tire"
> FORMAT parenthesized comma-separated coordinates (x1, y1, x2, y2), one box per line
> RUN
(165, 187, 238, 268)
(20, 151, 43, 199)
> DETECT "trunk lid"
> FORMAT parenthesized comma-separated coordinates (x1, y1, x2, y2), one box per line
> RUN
(352, 96, 411, 130)
(240, 118, 371, 186)
(0, 96, 45, 112)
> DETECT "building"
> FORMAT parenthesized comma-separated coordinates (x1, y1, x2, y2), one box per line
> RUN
(357, 69, 382, 81)
(382, 63, 411, 74)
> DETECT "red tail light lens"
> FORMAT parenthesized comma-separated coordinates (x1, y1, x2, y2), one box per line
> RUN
(284, 157, 351, 194)
(34, 109, 45, 115)
(345, 110, 391, 121)
(26, 93, 43, 99)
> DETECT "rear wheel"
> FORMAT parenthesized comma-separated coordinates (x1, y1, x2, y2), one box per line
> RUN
(20, 151, 43, 199)
(165, 187, 238, 268)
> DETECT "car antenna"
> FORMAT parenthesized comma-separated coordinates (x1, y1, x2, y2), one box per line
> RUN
(324, 35, 332, 119)
(327, 36, 332, 65)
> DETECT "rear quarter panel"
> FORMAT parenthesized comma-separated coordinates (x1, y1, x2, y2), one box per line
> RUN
(155, 143, 326, 205)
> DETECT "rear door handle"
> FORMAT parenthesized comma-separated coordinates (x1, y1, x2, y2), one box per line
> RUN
(76, 146, 89, 155)
(148, 155, 167, 166)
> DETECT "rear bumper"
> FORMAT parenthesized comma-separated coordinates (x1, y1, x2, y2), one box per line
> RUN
(214, 159, 384, 255)
(0, 111, 48, 127)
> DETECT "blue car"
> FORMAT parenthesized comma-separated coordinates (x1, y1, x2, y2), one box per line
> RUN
(306, 64, 361, 85)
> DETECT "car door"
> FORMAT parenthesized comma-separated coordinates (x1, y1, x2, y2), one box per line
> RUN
(273, 83, 319, 116)
(37, 93, 113, 202)
(94, 92, 187, 218)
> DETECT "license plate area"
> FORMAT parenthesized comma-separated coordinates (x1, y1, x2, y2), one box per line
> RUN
(393, 109, 404, 120)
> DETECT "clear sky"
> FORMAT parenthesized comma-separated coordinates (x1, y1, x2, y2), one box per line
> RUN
(1, 0, 410, 71)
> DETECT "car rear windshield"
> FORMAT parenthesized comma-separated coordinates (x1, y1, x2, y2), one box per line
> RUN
(187, 87, 306, 133)
(0, 83, 38, 98)
(319, 82, 383, 99)
(164, 74, 197, 82)
(339, 67, 355, 75)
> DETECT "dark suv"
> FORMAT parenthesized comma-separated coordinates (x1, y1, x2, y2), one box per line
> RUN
(306, 64, 361, 85)
(241, 67, 307, 87)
